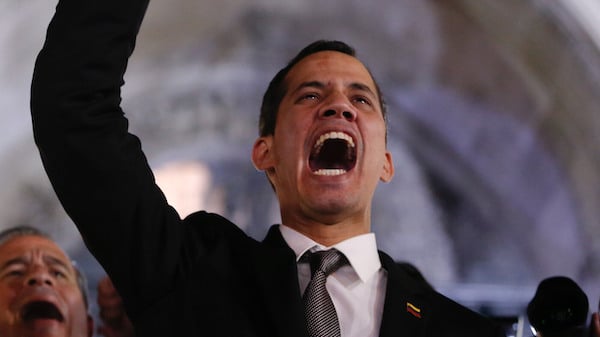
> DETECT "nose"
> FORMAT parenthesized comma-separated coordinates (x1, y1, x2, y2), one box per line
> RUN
(25, 268, 54, 287)
(319, 95, 357, 122)
(322, 109, 356, 121)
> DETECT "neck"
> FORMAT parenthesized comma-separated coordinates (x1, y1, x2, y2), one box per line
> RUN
(281, 215, 370, 247)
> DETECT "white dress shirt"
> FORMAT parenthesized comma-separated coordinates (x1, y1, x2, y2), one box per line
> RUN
(279, 225, 387, 337)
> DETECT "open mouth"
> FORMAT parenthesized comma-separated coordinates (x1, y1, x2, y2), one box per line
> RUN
(309, 131, 356, 176)
(21, 301, 64, 323)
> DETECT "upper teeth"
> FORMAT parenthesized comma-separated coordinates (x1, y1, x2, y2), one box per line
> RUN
(314, 131, 355, 149)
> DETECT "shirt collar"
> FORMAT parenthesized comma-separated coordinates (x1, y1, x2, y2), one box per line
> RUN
(279, 224, 382, 283)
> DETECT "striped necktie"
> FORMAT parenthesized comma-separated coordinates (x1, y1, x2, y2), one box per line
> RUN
(302, 249, 348, 337)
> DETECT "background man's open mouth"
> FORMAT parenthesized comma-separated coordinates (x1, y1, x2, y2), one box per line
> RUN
(21, 301, 64, 323)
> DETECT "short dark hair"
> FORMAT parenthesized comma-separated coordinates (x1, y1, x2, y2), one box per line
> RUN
(0, 225, 90, 310)
(259, 40, 387, 137)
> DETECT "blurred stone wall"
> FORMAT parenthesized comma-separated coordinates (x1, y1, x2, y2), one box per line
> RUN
(1, 0, 599, 318)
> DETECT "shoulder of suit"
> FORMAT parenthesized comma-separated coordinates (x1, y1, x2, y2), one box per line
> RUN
(378, 250, 433, 289)
(378, 252, 504, 335)
(182, 210, 259, 248)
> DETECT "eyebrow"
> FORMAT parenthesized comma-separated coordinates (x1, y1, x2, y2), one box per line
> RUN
(292, 81, 325, 94)
(0, 257, 27, 272)
(43, 256, 74, 275)
(349, 82, 377, 98)
(0, 255, 73, 273)
(292, 80, 377, 98)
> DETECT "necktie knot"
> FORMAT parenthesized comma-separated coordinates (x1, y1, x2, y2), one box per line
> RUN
(307, 249, 348, 277)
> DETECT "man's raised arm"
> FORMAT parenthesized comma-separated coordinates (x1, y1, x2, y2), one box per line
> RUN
(30, 0, 190, 320)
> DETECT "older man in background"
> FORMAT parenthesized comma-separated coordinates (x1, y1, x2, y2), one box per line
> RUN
(0, 226, 93, 337)
(0, 226, 135, 337)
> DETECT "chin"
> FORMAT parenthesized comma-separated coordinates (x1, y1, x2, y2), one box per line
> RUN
(307, 193, 361, 216)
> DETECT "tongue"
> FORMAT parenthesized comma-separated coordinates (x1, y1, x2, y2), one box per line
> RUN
(27, 317, 62, 326)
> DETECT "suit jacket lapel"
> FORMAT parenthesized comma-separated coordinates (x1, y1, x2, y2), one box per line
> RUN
(256, 225, 308, 337)
(255, 228, 430, 337)
(378, 252, 427, 337)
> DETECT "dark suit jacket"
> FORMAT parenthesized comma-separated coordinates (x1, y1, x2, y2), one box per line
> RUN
(30, 0, 505, 336)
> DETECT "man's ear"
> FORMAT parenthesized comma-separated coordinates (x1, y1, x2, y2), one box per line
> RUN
(252, 136, 275, 171)
(379, 151, 394, 182)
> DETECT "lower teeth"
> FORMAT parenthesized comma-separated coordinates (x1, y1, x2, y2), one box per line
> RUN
(314, 169, 346, 176)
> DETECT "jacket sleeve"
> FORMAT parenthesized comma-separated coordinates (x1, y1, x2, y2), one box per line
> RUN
(30, 0, 203, 320)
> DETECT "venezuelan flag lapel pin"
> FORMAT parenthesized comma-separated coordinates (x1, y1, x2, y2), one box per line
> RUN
(406, 302, 422, 319)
